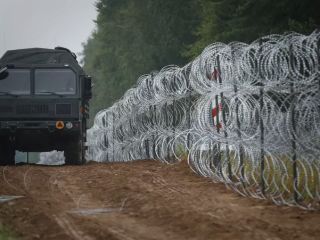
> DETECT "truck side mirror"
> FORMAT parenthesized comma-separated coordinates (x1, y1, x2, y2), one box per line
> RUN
(0, 66, 8, 80)
(0, 65, 15, 80)
(84, 76, 92, 99)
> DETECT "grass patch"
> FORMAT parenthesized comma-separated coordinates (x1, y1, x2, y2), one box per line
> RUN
(175, 144, 189, 161)
(190, 148, 320, 205)
(0, 224, 16, 240)
(227, 152, 320, 197)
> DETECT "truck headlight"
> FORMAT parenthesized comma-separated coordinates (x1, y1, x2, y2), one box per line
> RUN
(66, 122, 73, 129)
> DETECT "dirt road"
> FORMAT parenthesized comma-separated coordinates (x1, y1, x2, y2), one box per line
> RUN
(0, 160, 319, 240)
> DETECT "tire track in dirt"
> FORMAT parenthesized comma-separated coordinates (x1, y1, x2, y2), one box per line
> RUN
(0, 160, 319, 240)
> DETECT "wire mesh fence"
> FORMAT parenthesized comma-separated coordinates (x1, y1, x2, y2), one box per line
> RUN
(87, 31, 320, 209)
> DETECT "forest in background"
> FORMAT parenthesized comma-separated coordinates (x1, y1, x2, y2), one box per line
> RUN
(81, 0, 320, 125)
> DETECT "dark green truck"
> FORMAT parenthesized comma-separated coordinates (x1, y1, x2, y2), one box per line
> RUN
(0, 47, 92, 165)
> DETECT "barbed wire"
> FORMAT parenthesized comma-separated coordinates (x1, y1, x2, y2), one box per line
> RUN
(87, 30, 320, 209)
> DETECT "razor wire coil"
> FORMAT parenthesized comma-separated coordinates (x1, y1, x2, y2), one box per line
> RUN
(87, 30, 320, 209)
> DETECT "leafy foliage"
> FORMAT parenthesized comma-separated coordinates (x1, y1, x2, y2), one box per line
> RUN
(186, 0, 320, 58)
(82, 0, 319, 124)
(82, 0, 199, 124)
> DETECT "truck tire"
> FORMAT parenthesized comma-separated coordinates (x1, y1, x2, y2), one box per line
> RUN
(0, 138, 15, 166)
(64, 138, 85, 165)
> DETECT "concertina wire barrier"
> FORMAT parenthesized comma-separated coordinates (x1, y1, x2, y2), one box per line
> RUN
(87, 31, 320, 209)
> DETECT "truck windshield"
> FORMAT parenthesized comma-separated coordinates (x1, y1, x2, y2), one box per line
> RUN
(35, 69, 76, 95)
(0, 69, 31, 95)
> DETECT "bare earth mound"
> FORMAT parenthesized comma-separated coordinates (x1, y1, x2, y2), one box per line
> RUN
(0, 160, 319, 240)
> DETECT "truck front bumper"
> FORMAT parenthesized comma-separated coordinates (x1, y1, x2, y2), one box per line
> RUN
(0, 120, 81, 134)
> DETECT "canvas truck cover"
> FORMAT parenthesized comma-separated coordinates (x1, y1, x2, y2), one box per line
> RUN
(0, 48, 82, 72)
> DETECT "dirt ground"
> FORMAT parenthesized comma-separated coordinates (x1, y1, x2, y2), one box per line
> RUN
(0, 160, 319, 240)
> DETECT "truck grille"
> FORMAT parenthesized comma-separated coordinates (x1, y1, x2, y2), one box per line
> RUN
(16, 104, 49, 114)
(56, 103, 72, 115)
(0, 105, 13, 113)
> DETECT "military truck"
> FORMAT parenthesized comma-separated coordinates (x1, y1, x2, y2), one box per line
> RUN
(0, 47, 92, 165)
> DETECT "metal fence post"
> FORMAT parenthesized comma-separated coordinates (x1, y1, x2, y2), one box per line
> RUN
(153, 105, 157, 159)
(231, 48, 245, 186)
(216, 56, 226, 178)
(186, 65, 192, 152)
(104, 134, 109, 161)
(259, 39, 266, 196)
(289, 44, 298, 203)
(112, 112, 115, 162)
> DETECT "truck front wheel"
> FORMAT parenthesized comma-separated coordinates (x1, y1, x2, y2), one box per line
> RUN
(64, 138, 85, 165)
(0, 138, 15, 166)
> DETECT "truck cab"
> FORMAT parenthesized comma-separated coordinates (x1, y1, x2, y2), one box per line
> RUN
(0, 47, 92, 165)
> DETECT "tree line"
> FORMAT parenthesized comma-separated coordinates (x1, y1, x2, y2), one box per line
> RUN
(82, 0, 319, 125)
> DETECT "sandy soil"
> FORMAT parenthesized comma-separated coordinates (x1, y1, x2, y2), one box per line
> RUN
(0, 160, 319, 240)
